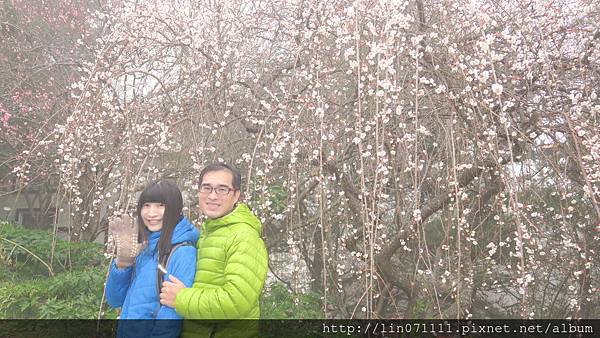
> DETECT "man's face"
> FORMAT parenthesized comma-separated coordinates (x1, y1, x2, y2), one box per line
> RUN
(198, 170, 240, 219)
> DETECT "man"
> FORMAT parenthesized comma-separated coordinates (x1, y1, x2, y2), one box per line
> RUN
(160, 162, 268, 338)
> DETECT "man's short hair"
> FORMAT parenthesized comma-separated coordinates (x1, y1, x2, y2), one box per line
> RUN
(198, 162, 242, 191)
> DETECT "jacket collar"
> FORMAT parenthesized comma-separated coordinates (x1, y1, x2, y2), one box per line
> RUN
(143, 216, 199, 252)
(202, 203, 262, 236)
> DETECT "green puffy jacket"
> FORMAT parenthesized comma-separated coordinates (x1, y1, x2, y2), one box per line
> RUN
(175, 203, 268, 338)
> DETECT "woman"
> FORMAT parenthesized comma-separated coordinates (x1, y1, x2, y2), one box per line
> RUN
(106, 180, 199, 338)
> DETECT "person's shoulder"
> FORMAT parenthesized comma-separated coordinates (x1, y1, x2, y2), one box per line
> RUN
(168, 242, 197, 262)
(228, 220, 258, 233)
(172, 216, 200, 243)
(230, 204, 262, 229)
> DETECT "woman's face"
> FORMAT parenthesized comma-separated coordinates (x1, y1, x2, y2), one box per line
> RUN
(140, 202, 165, 232)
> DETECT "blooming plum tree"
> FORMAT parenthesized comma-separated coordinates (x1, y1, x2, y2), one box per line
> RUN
(4, 0, 599, 319)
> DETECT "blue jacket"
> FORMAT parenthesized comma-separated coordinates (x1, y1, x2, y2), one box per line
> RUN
(106, 216, 199, 338)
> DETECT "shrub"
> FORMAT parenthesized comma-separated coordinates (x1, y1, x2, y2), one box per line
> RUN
(260, 282, 324, 319)
(0, 222, 117, 319)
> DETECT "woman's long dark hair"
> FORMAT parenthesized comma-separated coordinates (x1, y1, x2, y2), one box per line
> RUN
(136, 180, 183, 266)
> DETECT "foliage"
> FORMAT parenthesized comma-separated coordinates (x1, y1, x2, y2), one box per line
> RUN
(0, 221, 324, 320)
(0, 222, 104, 277)
(261, 282, 324, 319)
(0, 222, 117, 319)
(0, 268, 116, 319)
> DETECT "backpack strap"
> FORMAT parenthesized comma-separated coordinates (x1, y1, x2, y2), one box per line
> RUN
(156, 241, 194, 303)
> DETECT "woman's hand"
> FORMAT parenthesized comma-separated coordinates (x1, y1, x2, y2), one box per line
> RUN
(109, 214, 145, 267)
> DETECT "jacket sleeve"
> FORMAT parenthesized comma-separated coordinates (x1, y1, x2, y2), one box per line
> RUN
(150, 245, 197, 337)
(105, 260, 134, 308)
(154, 245, 197, 319)
(174, 231, 268, 319)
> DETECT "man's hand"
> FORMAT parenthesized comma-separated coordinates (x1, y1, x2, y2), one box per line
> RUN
(160, 274, 185, 308)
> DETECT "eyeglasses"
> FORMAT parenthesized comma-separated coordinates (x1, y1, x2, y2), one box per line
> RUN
(199, 184, 235, 196)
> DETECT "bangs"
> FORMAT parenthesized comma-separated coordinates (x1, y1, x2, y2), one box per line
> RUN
(138, 182, 168, 204)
